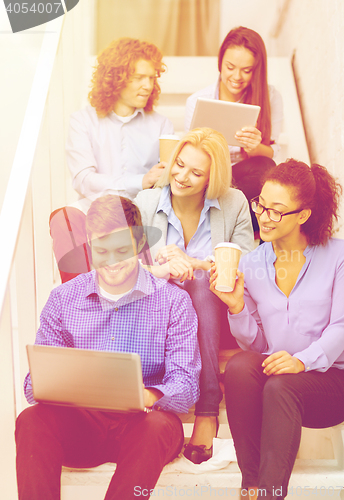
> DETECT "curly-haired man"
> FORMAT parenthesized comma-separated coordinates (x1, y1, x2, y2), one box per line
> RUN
(50, 38, 174, 282)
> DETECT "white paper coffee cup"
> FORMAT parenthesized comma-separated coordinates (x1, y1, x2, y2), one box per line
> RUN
(214, 243, 242, 292)
(159, 135, 180, 163)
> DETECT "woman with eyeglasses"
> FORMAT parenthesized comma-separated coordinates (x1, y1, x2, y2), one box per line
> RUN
(185, 26, 283, 232)
(134, 127, 254, 464)
(210, 158, 344, 500)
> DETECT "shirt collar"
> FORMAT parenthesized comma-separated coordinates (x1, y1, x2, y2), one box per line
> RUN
(85, 265, 153, 303)
(85, 271, 99, 297)
(204, 197, 220, 211)
(266, 241, 314, 265)
(157, 185, 221, 215)
(157, 186, 172, 216)
(110, 107, 144, 123)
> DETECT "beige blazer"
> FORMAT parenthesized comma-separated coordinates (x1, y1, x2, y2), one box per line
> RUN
(134, 187, 254, 263)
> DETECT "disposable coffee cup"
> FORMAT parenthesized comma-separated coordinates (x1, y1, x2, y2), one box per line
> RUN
(214, 243, 242, 292)
(159, 135, 180, 163)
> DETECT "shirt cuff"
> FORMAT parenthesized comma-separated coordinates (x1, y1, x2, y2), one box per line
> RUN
(293, 343, 329, 372)
(271, 142, 280, 159)
(148, 384, 195, 413)
(124, 174, 145, 198)
(150, 384, 172, 411)
(227, 304, 247, 317)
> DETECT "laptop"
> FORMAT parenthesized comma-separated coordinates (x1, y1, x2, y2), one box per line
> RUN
(190, 97, 261, 147)
(26, 345, 145, 412)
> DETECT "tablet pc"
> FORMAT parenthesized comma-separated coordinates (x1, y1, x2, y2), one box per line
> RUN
(189, 97, 261, 147)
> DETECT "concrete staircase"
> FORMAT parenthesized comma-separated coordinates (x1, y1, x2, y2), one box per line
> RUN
(59, 57, 339, 500)
(61, 419, 344, 499)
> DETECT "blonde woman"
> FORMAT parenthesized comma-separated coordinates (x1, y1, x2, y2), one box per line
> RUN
(134, 128, 254, 463)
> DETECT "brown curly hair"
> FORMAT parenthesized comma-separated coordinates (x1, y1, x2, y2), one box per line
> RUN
(263, 159, 343, 246)
(88, 38, 165, 117)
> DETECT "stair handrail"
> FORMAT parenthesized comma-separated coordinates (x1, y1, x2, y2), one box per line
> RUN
(0, 16, 64, 319)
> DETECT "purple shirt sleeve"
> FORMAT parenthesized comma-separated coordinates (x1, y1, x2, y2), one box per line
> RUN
(150, 289, 201, 412)
(24, 269, 201, 412)
(227, 239, 344, 372)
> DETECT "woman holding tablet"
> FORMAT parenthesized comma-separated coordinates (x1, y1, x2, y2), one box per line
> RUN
(210, 159, 344, 499)
(185, 27, 283, 232)
(134, 128, 254, 463)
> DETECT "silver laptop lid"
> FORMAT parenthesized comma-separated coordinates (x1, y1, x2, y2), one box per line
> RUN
(27, 345, 145, 412)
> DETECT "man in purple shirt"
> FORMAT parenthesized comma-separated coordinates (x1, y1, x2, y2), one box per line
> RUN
(16, 195, 200, 500)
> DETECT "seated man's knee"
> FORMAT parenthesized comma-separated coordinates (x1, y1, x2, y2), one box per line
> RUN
(15, 405, 47, 443)
(145, 411, 182, 435)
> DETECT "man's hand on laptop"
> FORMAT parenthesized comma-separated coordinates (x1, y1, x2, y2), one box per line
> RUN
(144, 387, 164, 408)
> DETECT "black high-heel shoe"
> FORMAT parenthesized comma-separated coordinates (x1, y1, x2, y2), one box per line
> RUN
(183, 417, 219, 464)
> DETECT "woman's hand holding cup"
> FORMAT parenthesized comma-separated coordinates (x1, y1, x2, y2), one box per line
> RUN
(209, 264, 245, 314)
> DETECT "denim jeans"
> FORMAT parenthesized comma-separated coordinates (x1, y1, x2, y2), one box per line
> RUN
(224, 351, 344, 499)
(181, 275, 238, 416)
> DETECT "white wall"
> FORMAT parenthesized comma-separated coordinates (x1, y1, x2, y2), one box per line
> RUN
(220, 0, 344, 237)
(220, 0, 280, 54)
(273, 0, 344, 237)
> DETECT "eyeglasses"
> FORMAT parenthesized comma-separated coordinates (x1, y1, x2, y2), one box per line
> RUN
(250, 197, 303, 223)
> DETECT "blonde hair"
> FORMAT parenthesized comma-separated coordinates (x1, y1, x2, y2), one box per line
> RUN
(155, 128, 232, 199)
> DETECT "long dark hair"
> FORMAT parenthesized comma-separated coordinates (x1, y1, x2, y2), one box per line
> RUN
(218, 27, 271, 145)
(263, 159, 342, 245)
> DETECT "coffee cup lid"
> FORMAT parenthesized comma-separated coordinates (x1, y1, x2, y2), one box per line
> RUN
(214, 242, 242, 252)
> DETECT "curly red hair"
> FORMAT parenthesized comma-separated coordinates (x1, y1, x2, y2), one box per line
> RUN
(88, 38, 165, 117)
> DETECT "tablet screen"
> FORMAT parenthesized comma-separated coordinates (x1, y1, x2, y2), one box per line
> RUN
(190, 98, 261, 147)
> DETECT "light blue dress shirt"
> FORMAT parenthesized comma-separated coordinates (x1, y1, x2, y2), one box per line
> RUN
(66, 106, 174, 200)
(156, 186, 220, 261)
(227, 238, 344, 372)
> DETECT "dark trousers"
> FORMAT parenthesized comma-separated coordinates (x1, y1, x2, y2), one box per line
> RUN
(232, 156, 276, 232)
(224, 351, 344, 499)
(181, 276, 238, 416)
(15, 404, 184, 500)
(49, 207, 153, 283)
